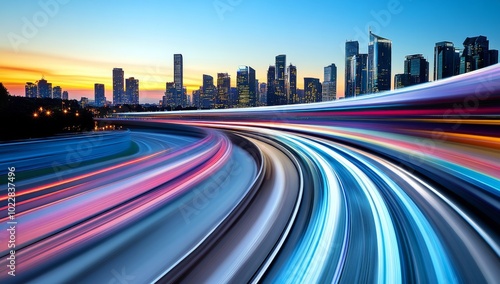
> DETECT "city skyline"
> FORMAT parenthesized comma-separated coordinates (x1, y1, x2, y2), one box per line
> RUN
(1, 0, 500, 103)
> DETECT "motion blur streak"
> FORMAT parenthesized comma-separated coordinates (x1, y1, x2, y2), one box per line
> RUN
(1, 65, 499, 283)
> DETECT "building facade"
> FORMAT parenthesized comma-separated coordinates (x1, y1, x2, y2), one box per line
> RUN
(368, 32, 392, 93)
(322, 63, 337, 101)
(304, 77, 322, 103)
(112, 68, 124, 105)
(94, 83, 105, 107)
(345, 41, 359, 98)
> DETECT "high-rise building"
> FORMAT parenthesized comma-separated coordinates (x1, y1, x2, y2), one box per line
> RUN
(259, 83, 267, 106)
(229, 87, 238, 108)
(25, 82, 37, 98)
(368, 32, 392, 93)
(352, 54, 368, 96)
(297, 89, 305, 104)
(304, 78, 322, 103)
(266, 65, 276, 106)
(345, 41, 359, 98)
(287, 64, 298, 104)
(164, 82, 176, 107)
(94, 83, 105, 107)
(275, 55, 287, 105)
(125, 77, 139, 104)
(37, 78, 51, 98)
(62, 91, 68, 100)
(434, 41, 459, 80)
(216, 73, 230, 109)
(490, 50, 499, 65)
(404, 54, 429, 85)
(191, 89, 201, 109)
(237, 66, 256, 108)
(52, 86, 62, 99)
(460, 36, 497, 74)
(202, 74, 216, 109)
(112, 68, 124, 105)
(322, 63, 337, 101)
(174, 54, 185, 106)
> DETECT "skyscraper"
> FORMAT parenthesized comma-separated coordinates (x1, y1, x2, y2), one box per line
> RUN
(229, 87, 238, 108)
(368, 32, 392, 93)
(259, 82, 267, 106)
(304, 78, 322, 103)
(460, 36, 497, 74)
(275, 55, 287, 105)
(202, 74, 215, 109)
(94, 83, 105, 107)
(237, 66, 256, 108)
(112, 68, 124, 105)
(434, 41, 459, 80)
(25, 82, 37, 98)
(52, 86, 62, 99)
(404, 54, 429, 85)
(266, 65, 276, 106)
(345, 41, 359, 98)
(164, 82, 176, 107)
(352, 54, 368, 96)
(216, 73, 230, 109)
(287, 64, 298, 104)
(191, 89, 201, 109)
(174, 54, 185, 106)
(62, 91, 68, 100)
(322, 64, 337, 101)
(37, 78, 51, 98)
(125, 77, 139, 104)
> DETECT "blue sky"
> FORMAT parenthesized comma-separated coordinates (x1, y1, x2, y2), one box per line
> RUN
(1, 0, 499, 102)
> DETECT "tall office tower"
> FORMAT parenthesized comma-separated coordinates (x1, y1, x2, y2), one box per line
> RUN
(297, 89, 305, 104)
(352, 54, 368, 96)
(94, 83, 105, 107)
(25, 82, 37, 98)
(113, 68, 124, 105)
(164, 82, 176, 107)
(37, 78, 51, 98)
(201, 74, 216, 109)
(404, 54, 429, 85)
(173, 54, 185, 106)
(47, 83, 52, 98)
(287, 64, 298, 104)
(259, 82, 267, 106)
(52, 86, 62, 99)
(368, 32, 392, 93)
(62, 91, 68, 100)
(490, 50, 499, 65)
(237, 66, 256, 108)
(460, 36, 496, 74)
(266, 65, 276, 106)
(191, 89, 201, 109)
(304, 78, 322, 103)
(345, 41, 359, 98)
(216, 73, 230, 109)
(322, 63, 337, 101)
(229, 87, 238, 108)
(434, 42, 459, 80)
(275, 55, 287, 105)
(125, 77, 139, 104)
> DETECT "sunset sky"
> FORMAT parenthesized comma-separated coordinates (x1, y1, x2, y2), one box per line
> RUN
(1, 0, 499, 103)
